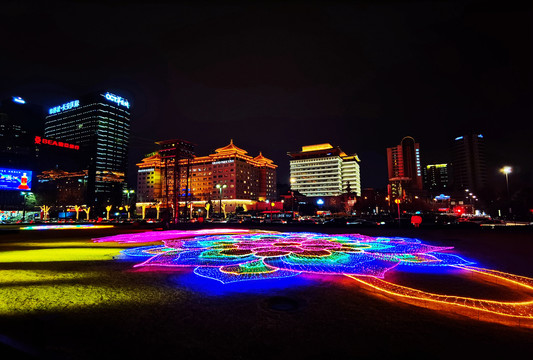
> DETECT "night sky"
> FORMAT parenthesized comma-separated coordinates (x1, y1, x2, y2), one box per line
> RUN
(1, 1, 531, 191)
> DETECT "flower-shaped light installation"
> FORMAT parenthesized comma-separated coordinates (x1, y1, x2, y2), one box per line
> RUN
(103, 231, 473, 283)
(95, 229, 533, 327)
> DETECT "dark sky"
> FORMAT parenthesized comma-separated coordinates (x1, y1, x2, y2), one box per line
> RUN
(1, 1, 531, 190)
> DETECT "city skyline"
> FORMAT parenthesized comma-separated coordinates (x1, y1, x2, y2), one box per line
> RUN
(1, 1, 530, 191)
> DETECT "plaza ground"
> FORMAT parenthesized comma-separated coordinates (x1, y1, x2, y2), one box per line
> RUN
(0, 224, 532, 359)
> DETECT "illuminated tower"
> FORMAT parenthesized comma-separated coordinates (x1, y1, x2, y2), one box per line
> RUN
(44, 91, 131, 209)
(451, 133, 487, 192)
(387, 136, 423, 198)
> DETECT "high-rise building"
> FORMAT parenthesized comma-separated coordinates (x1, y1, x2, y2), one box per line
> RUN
(451, 133, 487, 192)
(136, 140, 277, 215)
(0, 96, 43, 169)
(44, 91, 131, 209)
(423, 163, 450, 193)
(288, 143, 361, 197)
(387, 136, 423, 198)
(0, 96, 43, 212)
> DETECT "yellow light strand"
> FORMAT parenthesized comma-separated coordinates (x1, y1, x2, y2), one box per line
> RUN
(346, 266, 533, 327)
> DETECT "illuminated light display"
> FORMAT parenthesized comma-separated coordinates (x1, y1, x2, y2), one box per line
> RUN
(0, 168, 32, 191)
(34, 136, 80, 150)
(93, 228, 253, 244)
(95, 229, 533, 327)
(99, 231, 469, 281)
(347, 265, 533, 326)
(48, 100, 80, 115)
(103, 92, 130, 108)
(21, 224, 113, 230)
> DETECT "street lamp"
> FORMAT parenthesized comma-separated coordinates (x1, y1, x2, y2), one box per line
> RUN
(500, 166, 512, 197)
(21, 191, 32, 223)
(394, 198, 401, 226)
(123, 189, 135, 205)
(123, 189, 135, 219)
(216, 184, 227, 217)
(500, 166, 512, 215)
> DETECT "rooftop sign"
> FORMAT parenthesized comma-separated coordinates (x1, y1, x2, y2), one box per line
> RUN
(102, 92, 130, 109)
(301, 143, 334, 152)
(49, 100, 80, 115)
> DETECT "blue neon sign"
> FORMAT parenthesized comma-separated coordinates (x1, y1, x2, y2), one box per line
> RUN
(102, 92, 130, 109)
(49, 100, 80, 115)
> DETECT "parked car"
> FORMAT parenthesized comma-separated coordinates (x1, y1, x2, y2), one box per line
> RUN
(211, 218, 228, 224)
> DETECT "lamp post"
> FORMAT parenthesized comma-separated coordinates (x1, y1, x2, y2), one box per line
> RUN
(394, 198, 401, 226)
(500, 166, 512, 215)
(20, 191, 32, 223)
(123, 189, 134, 219)
(216, 184, 227, 217)
(123, 189, 135, 205)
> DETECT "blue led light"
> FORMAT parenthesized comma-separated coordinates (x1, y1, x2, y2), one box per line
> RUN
(455, 136, 463, 141)
(435, 194, 450, 201)
(49, 100, 80, 115)
(12, 96, 25, 104)
(103, 92, 130, 109)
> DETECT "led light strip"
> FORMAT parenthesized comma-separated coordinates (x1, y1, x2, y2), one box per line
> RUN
(347, 266, 533, 326)
(22, 224, 113, 230)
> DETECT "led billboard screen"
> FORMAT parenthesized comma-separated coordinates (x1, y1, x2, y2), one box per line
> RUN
(0, 168, 32, 191)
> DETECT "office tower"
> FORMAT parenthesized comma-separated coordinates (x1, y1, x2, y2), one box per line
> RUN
(423, 163, 450, 193)
(387, 136, 423, 198)
(451, 133, 487, 192)
(44, 91, 130, 208)
(288, 143, 361, 197)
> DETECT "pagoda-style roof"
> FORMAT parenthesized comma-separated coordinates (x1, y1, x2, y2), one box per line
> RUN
(136, 152, 161, 167)
(253, 151, 274, 165)
(214, 139, 248, 155)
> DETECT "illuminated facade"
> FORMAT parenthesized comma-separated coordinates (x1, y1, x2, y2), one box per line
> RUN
(387, 136, 423, 198)
(136, 152, 162, 203)
(288, 143, 361, 197)
(423, 163, 450, 193)
(452, 133, 487, 192)
(136, 140, 277, 214)
(44, 91, 130, 208)
(37, 169, 88, 206)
